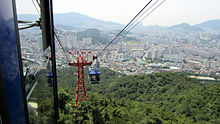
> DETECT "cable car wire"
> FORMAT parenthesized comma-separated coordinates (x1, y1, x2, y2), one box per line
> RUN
(31, 0, 40, 14)
(96, 0, 153, 57)
(107, 0, 160, 46)
(96, 0, 166, 58)
(54, 28, 71, 63)
(112, 0, 166, 44)
(124, 0, 166, 35)
(35, 0, 40, 7)
(119, 0, 160, 37)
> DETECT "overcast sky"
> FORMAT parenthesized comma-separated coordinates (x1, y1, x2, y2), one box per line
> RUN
(16, 0, 220, 26)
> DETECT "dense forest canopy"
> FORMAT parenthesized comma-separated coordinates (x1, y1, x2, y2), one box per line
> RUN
(29, 67, 220, 124)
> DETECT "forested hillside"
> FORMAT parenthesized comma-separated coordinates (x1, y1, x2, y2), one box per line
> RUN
(77, 28, 138, 45)
(30, 67, 220, 124)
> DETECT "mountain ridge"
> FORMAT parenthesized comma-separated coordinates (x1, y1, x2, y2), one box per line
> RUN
(18, 12, 220, 31)
(195, 19, 220, 30)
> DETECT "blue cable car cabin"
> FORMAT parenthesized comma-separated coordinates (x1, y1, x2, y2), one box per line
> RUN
(89, 67, 100, 84)
(46, 57, 53, 86)
(89, 58, 100, 84)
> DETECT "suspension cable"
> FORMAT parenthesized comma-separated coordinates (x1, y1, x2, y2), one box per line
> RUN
(126, 0, 166, 34)
(112, 0, 166, 44)
(36, 0, 40, 7)
(96, 0, 153, 57)
(31, 0, 40, 14)
(54, 28, 71, 63)
(119, 0, 160, 37)
(96, 0, 166, 58)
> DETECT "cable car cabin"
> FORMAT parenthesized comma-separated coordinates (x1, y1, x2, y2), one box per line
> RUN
(45, 56, 53, 86)
(46, 73, 53, 77)
(47, 77, 53, 86)
(46, 73, 53, 86)
(89, 67, 100, 84)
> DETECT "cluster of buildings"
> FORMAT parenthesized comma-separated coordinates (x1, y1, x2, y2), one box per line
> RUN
(19, 27, 220, 78)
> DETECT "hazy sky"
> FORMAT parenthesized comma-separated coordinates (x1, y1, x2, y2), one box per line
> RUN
(16, 0, 220, 26)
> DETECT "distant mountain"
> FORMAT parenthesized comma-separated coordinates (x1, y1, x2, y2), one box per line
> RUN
(55, 24, 82, 31)
(18, 12, 220, 32)
(170, 23, 191, 29)
(77, 28, 109, 44)
(167, 20, 220, 32)
(169, 23, 203, 31)
(195, 19, 220, 30)
(18, 12, 123, 30)
(55, 12, 124, 30)
(144, 25, 164, 30)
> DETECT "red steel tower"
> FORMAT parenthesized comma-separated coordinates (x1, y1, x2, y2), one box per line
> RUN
(69, 51, 92, 106)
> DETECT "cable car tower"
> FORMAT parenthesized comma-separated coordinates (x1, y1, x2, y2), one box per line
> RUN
(69, 51, 92, 107)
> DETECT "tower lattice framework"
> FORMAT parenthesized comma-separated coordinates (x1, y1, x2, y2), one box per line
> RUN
(69, 51, 92, 106)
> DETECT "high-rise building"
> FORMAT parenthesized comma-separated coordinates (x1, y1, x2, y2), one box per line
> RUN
(147, 51, 152, 60)
(153, 49, 159, 60)
(61, 31, 77, 50)
(118, 41, 123, 53)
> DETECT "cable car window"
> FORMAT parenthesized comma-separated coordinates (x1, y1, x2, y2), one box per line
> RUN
(15, 0, 58, 121)
(22, 49, 55, 123)
(19, 28, 55, 123)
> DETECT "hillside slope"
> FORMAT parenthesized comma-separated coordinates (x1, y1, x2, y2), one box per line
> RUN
(57, 68, 220, 123)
